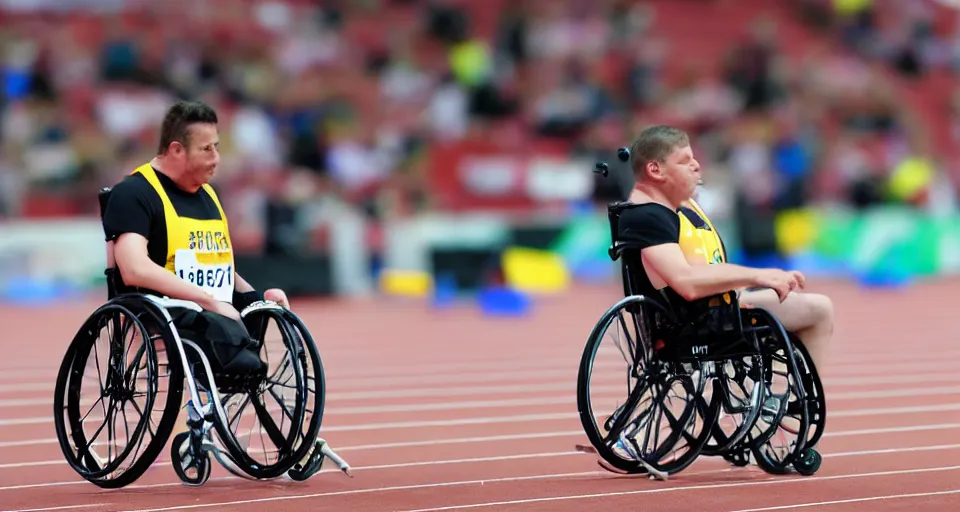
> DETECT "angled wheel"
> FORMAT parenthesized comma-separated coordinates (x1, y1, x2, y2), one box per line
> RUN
(53, 295, 184, 489)
(577, 295, 717, 478)
(697, 354, 764, 458)
(206, 304, 322, 480)
(790, 333, 826, 450)
(740, 308, 813, 475)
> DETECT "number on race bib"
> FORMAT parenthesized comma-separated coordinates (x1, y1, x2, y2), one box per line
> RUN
(177, 265, 233, 288)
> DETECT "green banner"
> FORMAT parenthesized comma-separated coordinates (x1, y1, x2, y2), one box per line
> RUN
(547, 206, 960, 281)
(808, 207, 960, 278)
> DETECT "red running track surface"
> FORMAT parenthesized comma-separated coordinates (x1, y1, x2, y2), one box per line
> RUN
(1, 279, 959, 512)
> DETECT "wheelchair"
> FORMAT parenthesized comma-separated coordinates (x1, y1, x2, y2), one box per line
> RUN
(574, 161, 826, 481)
(52, 188, 352, 489)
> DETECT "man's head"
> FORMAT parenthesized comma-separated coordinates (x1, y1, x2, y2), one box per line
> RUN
(156, 101, 220, 189)
(629, 125, 701, 206)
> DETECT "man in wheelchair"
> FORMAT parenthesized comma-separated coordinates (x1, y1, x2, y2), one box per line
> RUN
(617, 125, 833, 371)
(101, 100, 288, 382)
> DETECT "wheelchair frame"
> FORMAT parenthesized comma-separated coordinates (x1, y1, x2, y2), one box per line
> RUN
(53, 187, 351, 488)
(574, 159, 826, 480)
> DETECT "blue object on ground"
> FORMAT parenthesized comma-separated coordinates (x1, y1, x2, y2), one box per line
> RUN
(855, 267, 912, 289)
(431, 273, 459, 309)
(785, 252, 850, 278)
(477, 286, 531, 317)
(0, 278, 76, 305)
(571, 258, 614, 283)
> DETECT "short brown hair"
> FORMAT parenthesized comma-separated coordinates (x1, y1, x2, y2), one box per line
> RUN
(629, 125, 690, 177)
(156, 100, 219, 155)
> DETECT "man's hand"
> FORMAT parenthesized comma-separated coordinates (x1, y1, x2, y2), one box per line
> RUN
(264, 288, 290, 309)
(199, 296, 242, 322)
(755, 269, 806, 302)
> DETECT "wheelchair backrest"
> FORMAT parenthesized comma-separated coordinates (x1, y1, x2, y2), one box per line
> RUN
(605, 201, 634, 262)
(98, 187, 124, 299)
(98, 188, 114, 269)
(604, 201, 653, 300)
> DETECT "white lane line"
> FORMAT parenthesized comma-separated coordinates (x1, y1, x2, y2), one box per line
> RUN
(4, 363, 958, 396)
(727, 489, 960, 512)
(115, 464, 960, 512)
(0, 505, 111, 512)
(7, 383, 960, 411)
(2, 346, 957, 380)
(2, 436, 959, 493)
(4, 419, 960, 458)
(5, 390, 960, 428)
(5, 400, 960, 429)
(395, 465, 960, 512)
(3, 400, 960, 459)
(8, 383, 960, 418)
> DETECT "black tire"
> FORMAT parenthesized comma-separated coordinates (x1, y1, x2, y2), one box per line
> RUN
(698, 354, 764, 457)
(53, 296, 184, 489)
(170, 432, 212, 486)
(282, 310, 327, 481)
(577, 295, 717, 476)
(790, 333, 826, 449)
(209, 306, 309, 479)
(744, 308, 811, 474)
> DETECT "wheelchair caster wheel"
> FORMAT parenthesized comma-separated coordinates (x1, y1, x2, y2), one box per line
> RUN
(793, 448, 821, 476)
(288, 442, 326, 482)
(171, 432, 212, 486)
(722, 447, 751, 467)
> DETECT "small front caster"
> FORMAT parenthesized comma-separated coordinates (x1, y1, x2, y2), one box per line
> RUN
(171, 432, 211, 486)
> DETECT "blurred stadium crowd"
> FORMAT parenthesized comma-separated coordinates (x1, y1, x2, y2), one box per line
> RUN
(0, 0, 957, 258)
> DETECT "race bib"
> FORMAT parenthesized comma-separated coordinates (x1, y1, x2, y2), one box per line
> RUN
(174, 249, 234, 303)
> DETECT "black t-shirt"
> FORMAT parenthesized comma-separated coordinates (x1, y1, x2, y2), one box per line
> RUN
(101, 167, 263, 307)
(616, 202, 681, 301)
(102, 168, 224, 268)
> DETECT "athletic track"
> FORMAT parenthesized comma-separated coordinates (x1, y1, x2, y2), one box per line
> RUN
(1, 279, 959, 512)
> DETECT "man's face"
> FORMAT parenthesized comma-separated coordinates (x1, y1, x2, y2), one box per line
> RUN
(182, 123, 220, 184)
(660, 144, 701, 201)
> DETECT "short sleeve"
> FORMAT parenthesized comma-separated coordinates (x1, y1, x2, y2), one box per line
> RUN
(618, 204, 680, 249)
(102, 177, 159, 242)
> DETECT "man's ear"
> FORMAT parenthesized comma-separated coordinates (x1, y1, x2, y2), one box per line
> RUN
(644, 160, 663, 181)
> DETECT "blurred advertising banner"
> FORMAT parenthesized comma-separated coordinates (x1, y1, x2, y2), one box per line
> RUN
(0, 219, 339, 304)
(778, 206, 960, 279)
(0, 0, 124, 11)
(427, 139, 594, 211)
(0, 219, 106, 302)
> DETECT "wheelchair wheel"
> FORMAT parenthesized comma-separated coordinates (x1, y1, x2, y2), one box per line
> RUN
(697, 354, 764, 458)
(791, 333, 826, 450)
(53, 296, 184, 489)
(740, 308, 815, 475)
(205, 305, 319, 480)
(280, 309, 327, 481)
(170, 431, 212, 486)
(577, 295, 719, 477)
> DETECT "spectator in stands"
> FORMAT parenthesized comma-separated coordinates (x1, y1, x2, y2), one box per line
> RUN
(0, 0, 955, 261)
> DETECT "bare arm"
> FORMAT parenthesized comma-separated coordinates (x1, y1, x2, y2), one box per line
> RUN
(234, 271, 255, 294)
(114, 232, 220, 310)
(641, 243, 763, 302)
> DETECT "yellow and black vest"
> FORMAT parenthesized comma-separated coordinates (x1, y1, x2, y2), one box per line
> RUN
(134, 163, 235, 303)
(677, 198, 726, 266)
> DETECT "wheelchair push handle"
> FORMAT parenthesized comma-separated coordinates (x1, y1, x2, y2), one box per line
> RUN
(593, 147, 631, 178)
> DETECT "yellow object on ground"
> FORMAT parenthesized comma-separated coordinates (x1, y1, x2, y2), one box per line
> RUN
(379, 269, 433, 298)
(502, 247, 570, 294)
